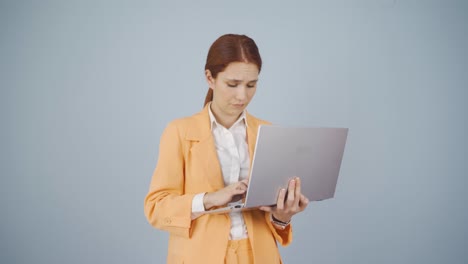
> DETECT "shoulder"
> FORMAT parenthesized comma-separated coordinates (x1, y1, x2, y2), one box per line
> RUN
(246, 112, 272, 127)
(163, 108, 209, 137)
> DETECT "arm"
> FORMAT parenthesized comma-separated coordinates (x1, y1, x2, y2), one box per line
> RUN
(144, 121, 195, 238)
(261, 177, 309, 246)
(264, 211, 293, 246)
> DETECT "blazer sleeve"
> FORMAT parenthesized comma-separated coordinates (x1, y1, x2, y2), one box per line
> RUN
(264, 212, 293, 246)
(144, 121, 195, 238)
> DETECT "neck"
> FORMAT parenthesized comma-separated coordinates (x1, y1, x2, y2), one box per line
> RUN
(209, 104, 242, 129)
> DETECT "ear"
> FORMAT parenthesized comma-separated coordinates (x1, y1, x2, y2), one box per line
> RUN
(205, 69, 215, 89)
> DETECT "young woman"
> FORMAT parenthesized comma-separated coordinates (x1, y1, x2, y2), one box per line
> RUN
(144, 34, 309, 264)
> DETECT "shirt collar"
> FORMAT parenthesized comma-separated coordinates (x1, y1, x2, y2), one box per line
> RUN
(208, 102, 248, 131)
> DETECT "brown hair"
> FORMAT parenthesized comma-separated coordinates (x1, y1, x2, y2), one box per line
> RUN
(204, 34, 262, 106)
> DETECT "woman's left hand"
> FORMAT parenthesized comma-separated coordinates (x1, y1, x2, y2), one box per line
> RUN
(259, 177, 309, 223)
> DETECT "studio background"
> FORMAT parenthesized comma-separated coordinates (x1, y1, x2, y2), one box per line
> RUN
(1, 0, 467, 263)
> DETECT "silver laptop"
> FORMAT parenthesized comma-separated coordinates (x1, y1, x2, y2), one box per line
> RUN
(203, 125, 349, 214)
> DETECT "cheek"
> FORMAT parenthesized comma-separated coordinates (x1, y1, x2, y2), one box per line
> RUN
(216, 87, 233, 101)
(224, 89, 237, 99)
(247, 89, 256, 99)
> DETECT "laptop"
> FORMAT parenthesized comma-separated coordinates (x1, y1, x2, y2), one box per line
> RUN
(203, 125, 349, 214)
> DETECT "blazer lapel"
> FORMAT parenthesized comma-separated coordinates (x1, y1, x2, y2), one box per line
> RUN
(246, 112, 260, 167)
(185, 106, 225, 191)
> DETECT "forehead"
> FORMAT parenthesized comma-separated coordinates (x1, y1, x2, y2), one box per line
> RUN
(219, 62, 259, 80)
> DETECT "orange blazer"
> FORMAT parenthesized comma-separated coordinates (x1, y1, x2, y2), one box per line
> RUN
(144, 105, 292, 264)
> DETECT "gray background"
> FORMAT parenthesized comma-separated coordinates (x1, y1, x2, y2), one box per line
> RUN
(1, 0, 467, 263)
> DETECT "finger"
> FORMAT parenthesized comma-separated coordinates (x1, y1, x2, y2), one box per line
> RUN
(231, 182, 247, 195)
(230, 194, 243, 203)
(294, 177, 301, 205)
(238, 182, 247, 190)
(239, 180, 249, 189)
(233, 189, 246, 195)
(277, 188, 286, 210)
(259, 206, 272, 212)
(299, 194, 309, 209)
(287, 179, 296, 203)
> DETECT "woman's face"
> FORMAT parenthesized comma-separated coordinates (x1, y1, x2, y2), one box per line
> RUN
(206, 62, 259, 122)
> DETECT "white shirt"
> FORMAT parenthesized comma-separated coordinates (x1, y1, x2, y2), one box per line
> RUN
(191, 103, 250, 240)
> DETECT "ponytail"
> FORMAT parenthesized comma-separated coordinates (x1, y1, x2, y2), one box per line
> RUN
(204, 88, 213, 107)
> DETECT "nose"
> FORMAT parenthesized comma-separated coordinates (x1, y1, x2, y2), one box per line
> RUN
(235, 86, 247, 101)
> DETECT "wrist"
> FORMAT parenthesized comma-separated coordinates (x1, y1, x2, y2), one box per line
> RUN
(271, 214, 291, 229)
(272, 214, 291, 225)
(203, 193, 214, 210)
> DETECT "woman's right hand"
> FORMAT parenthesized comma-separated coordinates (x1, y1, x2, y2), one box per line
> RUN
(203, 179, 249, 210)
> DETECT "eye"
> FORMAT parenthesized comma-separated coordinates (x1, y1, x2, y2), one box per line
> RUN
(227, 83, 238, 88)
(247, 83, 256, 88)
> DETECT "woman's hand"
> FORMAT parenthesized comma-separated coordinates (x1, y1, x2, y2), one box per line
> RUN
(259, 177, 309, 223)
(203, 179, 249, 210)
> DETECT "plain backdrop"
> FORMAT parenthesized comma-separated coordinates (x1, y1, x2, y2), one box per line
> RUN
(1, 0, 467, 263)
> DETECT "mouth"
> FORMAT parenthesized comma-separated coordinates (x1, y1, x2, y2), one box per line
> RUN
(232, 103, 245, 108)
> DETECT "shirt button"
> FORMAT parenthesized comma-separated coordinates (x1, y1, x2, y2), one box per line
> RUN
(164, 218, 172, 225)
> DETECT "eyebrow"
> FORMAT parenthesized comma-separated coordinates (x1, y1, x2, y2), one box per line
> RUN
(225, 78, 259, 83)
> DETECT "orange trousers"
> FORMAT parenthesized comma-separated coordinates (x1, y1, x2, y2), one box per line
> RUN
(225, 239, 254, 264)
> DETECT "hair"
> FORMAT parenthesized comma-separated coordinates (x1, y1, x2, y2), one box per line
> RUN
(203, 34, 262, 106)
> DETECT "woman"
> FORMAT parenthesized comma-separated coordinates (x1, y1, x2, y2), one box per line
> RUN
(144, 34, 309, 264)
